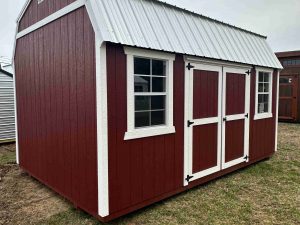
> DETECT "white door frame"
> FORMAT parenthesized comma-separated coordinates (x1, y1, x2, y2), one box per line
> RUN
(183, 62, 251, 186)
(184, 63, 222, 186)
(221, 67, 251, 169)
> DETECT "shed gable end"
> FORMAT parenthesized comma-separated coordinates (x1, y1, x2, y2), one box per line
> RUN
(18, 0, 76, 32)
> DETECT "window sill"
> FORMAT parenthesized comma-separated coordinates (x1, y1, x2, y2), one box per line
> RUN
(254, 113, 273, 120)
(124, 126, 176, 140)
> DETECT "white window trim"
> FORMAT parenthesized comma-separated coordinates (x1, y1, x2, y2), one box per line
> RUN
(124, 47, 175, 140)
(254, 67, 274, 120)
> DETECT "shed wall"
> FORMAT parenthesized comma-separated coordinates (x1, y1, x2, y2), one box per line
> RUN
(0, 72, 15, 142)
(106, 43, 278, 219)
(19, 0, 76, 32)
(14, 7, 98, 215)
(277, 56, 300, 122)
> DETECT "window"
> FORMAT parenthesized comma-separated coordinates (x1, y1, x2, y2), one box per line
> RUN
(254, 68, 273, 120)
(282, 59, 300, 67)
(124, 47, 175, 140)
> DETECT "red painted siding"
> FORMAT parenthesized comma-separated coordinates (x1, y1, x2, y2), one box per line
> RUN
(19, 0, 76, 32)
(249, 69, 278, 160)
(14, 7, 98, 215)
(106, 43, 185, 214)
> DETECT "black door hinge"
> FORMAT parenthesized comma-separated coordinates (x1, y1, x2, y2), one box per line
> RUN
(245, 70, 251, 75)
(223, 117, 227, 122)
(245, 113, 249, 118)
(244, 155, 249, 160)
(187, 120, 194, 127)
(186, 63, 195, 70)
(186, 175, 194, 182)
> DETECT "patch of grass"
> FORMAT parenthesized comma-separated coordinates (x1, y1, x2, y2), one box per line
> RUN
(0, 144, 16, 165)
(1, 124, 299, 225)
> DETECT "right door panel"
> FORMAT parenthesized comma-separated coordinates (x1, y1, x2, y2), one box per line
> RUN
(222, 67, 250, 169)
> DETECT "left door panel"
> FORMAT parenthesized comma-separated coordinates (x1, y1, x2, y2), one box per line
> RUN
(185, 64, 222, 184)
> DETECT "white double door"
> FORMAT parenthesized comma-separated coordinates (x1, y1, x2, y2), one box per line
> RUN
(184, 62, 250, 185)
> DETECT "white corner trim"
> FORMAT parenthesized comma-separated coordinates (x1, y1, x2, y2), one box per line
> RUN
(275, 70, 280, 152)
(254, 113, 273, 120)
(124, 126, 175, 140)
(12, 62, 19, 164)
(254, 67, 274, 120)
(16, 0, 86, 39)
(124, 47, 175, 140)
(96, 41, 109, 217)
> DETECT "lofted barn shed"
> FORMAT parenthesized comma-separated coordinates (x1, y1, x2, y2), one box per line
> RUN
(14, 0, 282, 222)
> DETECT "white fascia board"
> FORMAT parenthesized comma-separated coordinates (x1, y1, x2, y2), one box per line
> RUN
(16, 0, 31, 23)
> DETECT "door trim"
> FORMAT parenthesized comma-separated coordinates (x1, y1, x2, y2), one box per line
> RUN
(184, 62, 222, 186)
(221, 67, 250, 170)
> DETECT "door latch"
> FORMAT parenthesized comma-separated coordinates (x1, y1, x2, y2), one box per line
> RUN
(187, 120, 194, 127)
(245, 113, 249, 118)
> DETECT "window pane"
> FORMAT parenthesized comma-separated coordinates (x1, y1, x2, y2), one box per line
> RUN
(259, 72, 264, 82)
(152, 77, 166, 92)
(264, 103, 269, 112)
(263, 94, 269, 102)
(151, 110, 165, 126)
(258, 103, 265, 113)
(135, 112, 150, 128)
(258, 83, 264, 92)
(263, 73, 269, 82)
(134, 57, 150, 75)
(264, 83, 269, 92)
(135, 96, 150, 111)
(151, 96, 165, 110)
(134, 76, 150, 92)
(152, 60, 166, 76)
(258, 94, 264, 104)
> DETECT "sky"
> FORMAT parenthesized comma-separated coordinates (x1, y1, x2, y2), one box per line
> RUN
(0, 0, 299, 60)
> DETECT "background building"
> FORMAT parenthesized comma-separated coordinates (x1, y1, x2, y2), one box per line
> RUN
(276, 51, 300, 122)
(0, 57, 15, 143)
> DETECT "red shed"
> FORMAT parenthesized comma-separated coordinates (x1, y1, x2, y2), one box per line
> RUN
(14, 0, 283, 222)
(276, 51, 300, 122)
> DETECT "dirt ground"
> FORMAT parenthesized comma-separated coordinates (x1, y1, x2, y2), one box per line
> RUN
(0, 123, 299, 225)
(0, 144, 70, 225)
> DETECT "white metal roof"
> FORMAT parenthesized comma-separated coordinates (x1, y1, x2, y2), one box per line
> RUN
(88, 0, 282, 69)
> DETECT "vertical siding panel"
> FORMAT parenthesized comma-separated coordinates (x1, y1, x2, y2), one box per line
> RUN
(54, 18, 64, 192)
(173, 55, 184, 188)
(61, 14, 72, 199)
(75, 8, 86, 207)
(68, 11, 78, 202)
(33, 30, 41, 178)
(107, 43, 118, 212)
(83, 8, 97, 212)
(154, 136, 165, 195)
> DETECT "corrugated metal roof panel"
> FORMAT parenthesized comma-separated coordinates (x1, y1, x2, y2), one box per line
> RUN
(89, 0, 282, 69)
